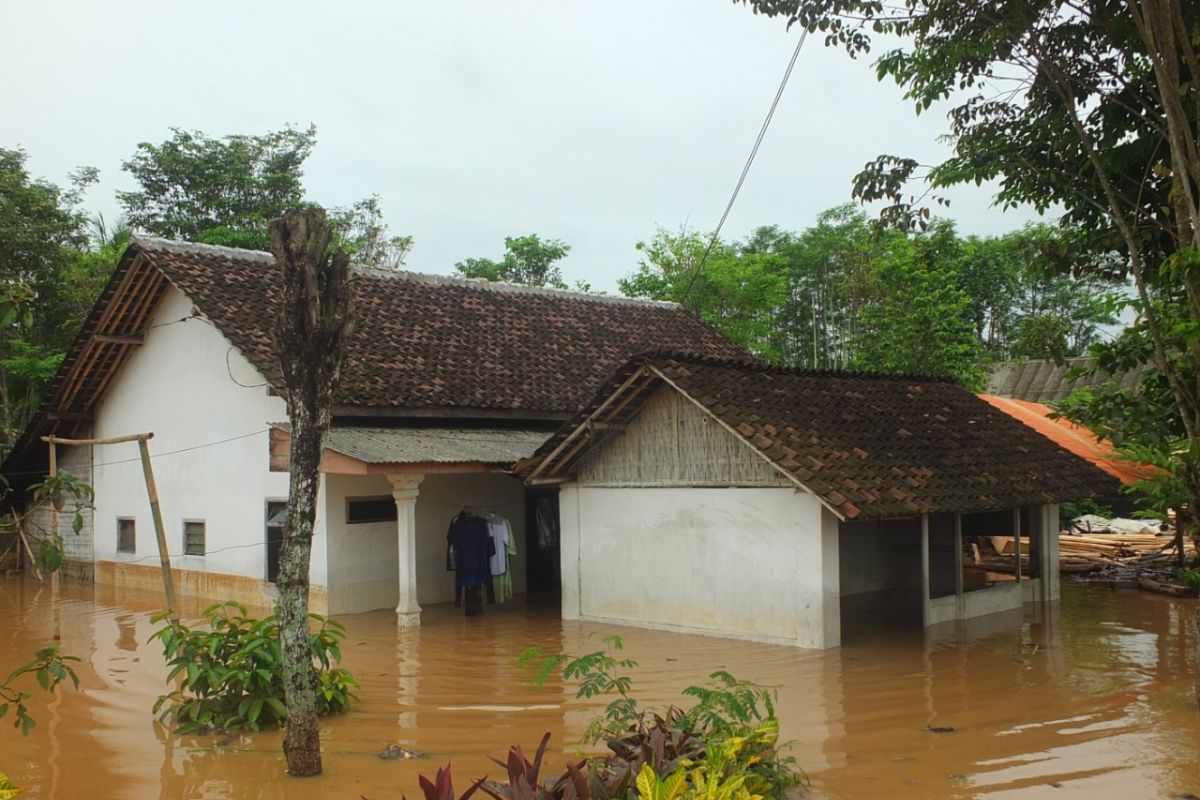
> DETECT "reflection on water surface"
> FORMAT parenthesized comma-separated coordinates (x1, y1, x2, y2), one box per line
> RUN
(0, 578, 1195, 799)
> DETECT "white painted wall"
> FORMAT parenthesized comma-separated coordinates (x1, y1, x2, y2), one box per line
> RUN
(90, 286, 306, 588)
(323, 471, 528, 614)
(562, 485, 840, 649)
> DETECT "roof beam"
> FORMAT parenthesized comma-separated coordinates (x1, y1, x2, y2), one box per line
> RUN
(92, 332, 144, 345)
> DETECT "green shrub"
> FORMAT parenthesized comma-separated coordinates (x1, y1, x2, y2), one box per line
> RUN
(518, 636, 804, 799)
(149, 601, 357, 734)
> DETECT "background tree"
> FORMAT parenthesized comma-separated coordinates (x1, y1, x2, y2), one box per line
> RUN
(620, 209, 1121, 381)
(0, 150, 115, 447)
(454, 234, 571, 288)
(269, 207, 355, 777)
(735, 0, 1200, 535)
(118, 126, 316, 248)
(119, 126, 412, 267)
(849, 226, 986, 387)
(621, 227, 790, 361)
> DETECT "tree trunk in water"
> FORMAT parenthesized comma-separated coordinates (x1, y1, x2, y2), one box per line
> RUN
(270, 208, 355, 777)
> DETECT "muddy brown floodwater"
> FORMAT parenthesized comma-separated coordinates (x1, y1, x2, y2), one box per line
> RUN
(0, 578, 1196, 800)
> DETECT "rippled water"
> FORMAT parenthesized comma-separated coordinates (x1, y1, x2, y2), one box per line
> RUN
(0, 577, 1196, 799)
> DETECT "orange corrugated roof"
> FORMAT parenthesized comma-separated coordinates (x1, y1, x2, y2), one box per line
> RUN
(978, 394, 1156, 486)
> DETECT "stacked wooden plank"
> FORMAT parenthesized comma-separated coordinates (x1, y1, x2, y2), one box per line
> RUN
(1058, 533, 1172, 562)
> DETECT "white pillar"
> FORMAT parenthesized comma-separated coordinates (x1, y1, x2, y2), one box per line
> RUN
(558, 483, 581, 620)
(388, 473, 424, 627)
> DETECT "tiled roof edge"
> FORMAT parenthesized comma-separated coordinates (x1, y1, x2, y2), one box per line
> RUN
(636, 350, 961, 384)
(133, 236, 683, 309)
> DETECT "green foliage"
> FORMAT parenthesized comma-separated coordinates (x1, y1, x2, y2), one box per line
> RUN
(848, 224, 985, 388)
(1174, 568, 1200, 589)
(0, 770, 22, 799)
(118, 126, 316, 246)
(0, 149, 111, 448)
(0, 646, 80, 736)
(518, 637, 801, 800)
(520, 634, 639, 745)
(620, 211, 1120, 384)
(1058, 498, 1114, 529)
(149, 601, 357, 734)
(455, 235, 572, 289)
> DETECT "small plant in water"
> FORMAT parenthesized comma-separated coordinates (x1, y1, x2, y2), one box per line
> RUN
(149, 600, 357, 734)
(0, 645, 80, 797)
(518, 635, 804, 799)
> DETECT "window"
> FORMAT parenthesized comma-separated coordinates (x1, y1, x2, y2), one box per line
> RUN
(184, 521, 206, 556)
(346, 496, 397, 525)
(266, 501, 286, 584)
(117, 518, 135, 554)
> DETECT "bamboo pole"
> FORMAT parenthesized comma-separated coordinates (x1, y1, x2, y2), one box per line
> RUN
(42, 433, 151, 446)
(11, 512, 42, 582)
(137, 438, 178, 622)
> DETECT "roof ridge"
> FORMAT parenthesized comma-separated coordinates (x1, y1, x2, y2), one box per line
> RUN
(134, 236, 682, 309)
(638, 350, 960, 383)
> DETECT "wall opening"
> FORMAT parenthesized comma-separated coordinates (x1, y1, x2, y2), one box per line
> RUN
(838, 518, 923, 640)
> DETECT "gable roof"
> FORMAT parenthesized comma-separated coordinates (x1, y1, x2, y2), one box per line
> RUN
(520, 354, 1120, 520)
(138, 238, 743, 413)
(3, 239, 742, 482)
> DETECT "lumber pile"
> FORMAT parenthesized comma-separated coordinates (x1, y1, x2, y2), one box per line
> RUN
(1058, 532, 1172, 562)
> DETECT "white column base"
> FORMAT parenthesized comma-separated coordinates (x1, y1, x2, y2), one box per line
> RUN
(395, 608, 422, 628)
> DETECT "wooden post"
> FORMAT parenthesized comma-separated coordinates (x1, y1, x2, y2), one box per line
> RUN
(1013, 507, 1022, 583)
(954, 512, 964, 597)
(48, 440, 60, 641)
(1193, 612, 1199, 709)
(137, 437, 178, 621)
(920, 513, 930, 626)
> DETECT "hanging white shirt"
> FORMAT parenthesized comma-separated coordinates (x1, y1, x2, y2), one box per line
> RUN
(487, 517, 511, 576)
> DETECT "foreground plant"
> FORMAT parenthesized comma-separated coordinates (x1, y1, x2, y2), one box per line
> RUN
(519, 636, 804, 799)
(149, 601, 357, 734)
(0, 645, 80, 797)
(0, 645, 80, 735)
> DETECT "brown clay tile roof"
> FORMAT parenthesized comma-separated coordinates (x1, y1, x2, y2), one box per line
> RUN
(978, 394, 1158, 486)
(522, 354, 1120, 520)
(136, 238, 744, 414)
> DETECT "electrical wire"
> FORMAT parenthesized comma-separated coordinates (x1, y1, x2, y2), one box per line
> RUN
(682, 28, 809, 304)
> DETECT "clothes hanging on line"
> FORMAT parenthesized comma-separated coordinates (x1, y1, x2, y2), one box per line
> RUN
(446, 510, 495, 616)
(486, 514, 518, 603)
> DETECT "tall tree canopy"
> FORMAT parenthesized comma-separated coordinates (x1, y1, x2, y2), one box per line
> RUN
(118, 126, 412, 268)
(454, 234, 572, 288)
(118, 126, 316, 248)
(0, 150, 118, 446)
(621, 207, 1120, 387)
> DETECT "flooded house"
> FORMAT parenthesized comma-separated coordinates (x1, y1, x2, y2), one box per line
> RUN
(517, 354, 1120, 648)
(1, 238, 742, 621)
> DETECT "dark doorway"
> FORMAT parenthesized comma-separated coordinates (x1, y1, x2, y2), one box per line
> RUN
(525, 488, 560, 598)
(265, 501, 286, 583)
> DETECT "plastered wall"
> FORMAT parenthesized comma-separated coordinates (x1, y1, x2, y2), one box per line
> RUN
(560, 485, 840, 649)
(91, 286, 299, 600)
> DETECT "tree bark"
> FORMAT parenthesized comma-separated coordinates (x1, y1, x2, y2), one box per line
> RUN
(269, 208, 355, 777)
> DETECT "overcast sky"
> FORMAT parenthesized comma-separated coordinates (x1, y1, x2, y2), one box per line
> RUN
(2, 1, 1044, 292)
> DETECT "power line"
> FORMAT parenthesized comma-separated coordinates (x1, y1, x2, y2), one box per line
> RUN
(682, 28, 810, 304)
